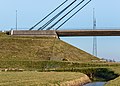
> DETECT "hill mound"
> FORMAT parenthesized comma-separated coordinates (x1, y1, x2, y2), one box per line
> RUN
(0, 32, 99, 62)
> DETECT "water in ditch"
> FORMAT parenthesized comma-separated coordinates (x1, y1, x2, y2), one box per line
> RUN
(83, 82, 106, 86)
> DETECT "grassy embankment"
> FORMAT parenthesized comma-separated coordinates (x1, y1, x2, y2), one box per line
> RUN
(0, 72, 91, 86)
(105, 67, 120, 86)
(0, 32, 98, 62)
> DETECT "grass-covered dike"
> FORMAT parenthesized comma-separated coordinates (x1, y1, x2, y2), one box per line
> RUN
(0, 32, 120, 86)
(0, 32, 98, 62)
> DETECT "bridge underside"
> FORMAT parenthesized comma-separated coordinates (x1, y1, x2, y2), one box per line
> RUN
(10, 30, 120, 37)
(56, 30, 120, 36)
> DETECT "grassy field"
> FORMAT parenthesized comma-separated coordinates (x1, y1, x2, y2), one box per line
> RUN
(0, 72, 89, 86)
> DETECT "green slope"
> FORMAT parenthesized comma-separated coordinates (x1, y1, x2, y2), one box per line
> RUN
(0, 32, 99, 62)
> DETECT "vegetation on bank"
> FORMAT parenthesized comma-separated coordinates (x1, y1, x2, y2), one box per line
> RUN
(105, 67, 120, 86)
(105, 76, 120, 86)
(0, 72, 90, 86)
(0, 60, 120, 71)
(0, 60, 119, 82)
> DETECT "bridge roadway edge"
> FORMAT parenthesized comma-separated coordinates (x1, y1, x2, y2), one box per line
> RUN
(10, 30, 120, 37)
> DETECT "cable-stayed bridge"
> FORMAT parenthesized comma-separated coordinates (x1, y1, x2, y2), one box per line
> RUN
(11, 0, 120, 37)
(10, 0, 120, 57)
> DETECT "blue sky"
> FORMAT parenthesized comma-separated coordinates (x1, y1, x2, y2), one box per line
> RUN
(0, 0, 120, 61)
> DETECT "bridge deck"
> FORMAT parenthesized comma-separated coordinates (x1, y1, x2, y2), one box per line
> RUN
(10, 30, 120, 37)
(56, 30, 120, 36)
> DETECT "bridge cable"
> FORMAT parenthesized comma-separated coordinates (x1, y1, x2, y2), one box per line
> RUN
(29, 0, 68, 30)
(47, 0, 85, 30)
(55, 0, 91, 30)
(38, 0, 77, 30)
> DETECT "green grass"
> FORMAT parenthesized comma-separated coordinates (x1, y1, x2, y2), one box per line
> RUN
(0, 72, 87, 86)
(0, 60, 119, 71)
(105, 77, 120, 86)
(105, 67, 120, 86)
